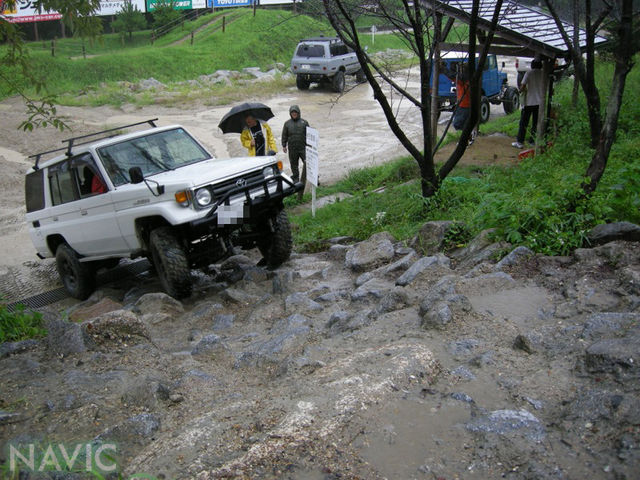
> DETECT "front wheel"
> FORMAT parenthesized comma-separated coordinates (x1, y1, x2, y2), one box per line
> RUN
(149, 227, 192, 299)
(56, 244, 96, 300)
(503, 86, 520, 114)
(257, 210, 293, 269)
(332, 71, 345, 93)
(296, 75, 310, 90)
(480, 96, 491, 124)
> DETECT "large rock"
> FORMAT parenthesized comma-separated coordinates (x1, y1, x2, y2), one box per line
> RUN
(184, 302, 223, 323)
(395, 254, 450, 286)
(585, 332, 640, 376)
(345, 232, 395, 272)
(46, 318, 86, 356)
(412, 221, 461, 255)
(466, 409, 546, 442)
(191, 334, 232, 361)
(133, 293, 184, 316)
(0, 339, 39, 359)
(351, 278, 394, 301)
(325, 310, 371, 336)
(81, 310, 150, 350)
(96, 413, 161, 445)
(587, 222, 640, 245)
(235, 327, 310, 369)
(285, 292, 323, 313)
(493, 246, 534, 271)
(581, 312, 640, 340)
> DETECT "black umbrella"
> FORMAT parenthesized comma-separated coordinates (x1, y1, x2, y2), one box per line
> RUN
(218, 102, 275, 134)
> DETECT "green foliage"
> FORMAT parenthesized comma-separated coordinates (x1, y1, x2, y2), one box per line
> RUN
(112, 0, 147, 40)
(0, 304, 46, 343)
(151, 0, 182, 31)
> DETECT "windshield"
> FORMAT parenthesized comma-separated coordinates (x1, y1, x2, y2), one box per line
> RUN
(296, 44, 325, 58)
(98, 128, 210, 186)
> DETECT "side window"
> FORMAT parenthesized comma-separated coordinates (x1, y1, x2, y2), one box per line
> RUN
(25, 169, 45, 213)
(330, 43, 339, 57)
(49, 160, 79, 206)
(71, 153, 108, 197)
(330, 43, 348, 57)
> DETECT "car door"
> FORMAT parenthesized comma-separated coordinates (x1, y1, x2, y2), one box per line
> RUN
(68, 153, 130, 256)
(481, 55, 501, 97)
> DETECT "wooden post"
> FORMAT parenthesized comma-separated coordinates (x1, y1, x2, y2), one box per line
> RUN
(535, 58, 553, 151)
(191, 31, 194, 45)
(253, 0, 256, 17)
(222, 15, 225, 33)
(51, 38, 56, 57)
(82, 42, 86, 59)
(33, 21, 39, 42)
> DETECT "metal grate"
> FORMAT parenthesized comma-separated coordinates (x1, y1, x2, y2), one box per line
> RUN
(5, 259, 152, 313)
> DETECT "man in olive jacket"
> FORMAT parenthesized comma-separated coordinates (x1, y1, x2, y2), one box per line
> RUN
(282, 105, 310, 197)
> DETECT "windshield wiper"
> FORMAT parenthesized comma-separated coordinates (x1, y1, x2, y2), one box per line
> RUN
(132, 143, 172, 172)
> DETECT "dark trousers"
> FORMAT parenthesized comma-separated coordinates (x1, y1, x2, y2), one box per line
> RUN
(517, 105, 539, 144)
(288, 148, 306, 182)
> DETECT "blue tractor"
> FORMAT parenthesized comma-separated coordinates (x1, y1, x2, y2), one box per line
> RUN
(432, 53, 520, 123)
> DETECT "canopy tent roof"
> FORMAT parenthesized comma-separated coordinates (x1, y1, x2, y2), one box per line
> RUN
(421, 0, 609, 58)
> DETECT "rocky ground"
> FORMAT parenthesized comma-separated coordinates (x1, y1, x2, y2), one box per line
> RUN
(1, 221, 639, 479)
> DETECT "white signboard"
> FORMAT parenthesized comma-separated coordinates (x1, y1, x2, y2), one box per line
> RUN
(1, 0, 61, 23)
(96, 0, 146, 16)
(305, 127, 319, 187)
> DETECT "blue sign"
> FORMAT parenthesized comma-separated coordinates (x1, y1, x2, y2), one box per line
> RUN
(208, 0, 251, 7)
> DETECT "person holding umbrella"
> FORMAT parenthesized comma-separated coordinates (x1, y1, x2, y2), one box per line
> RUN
(241, 114, 277, 157)
(218, 102, 277, 157)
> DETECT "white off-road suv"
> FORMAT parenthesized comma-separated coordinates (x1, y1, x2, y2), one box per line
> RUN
(24, 120, 302, 300)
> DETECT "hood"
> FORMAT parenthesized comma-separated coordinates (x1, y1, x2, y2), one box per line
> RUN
(137, 156, 275, 190)
(289, 105, 301, 116)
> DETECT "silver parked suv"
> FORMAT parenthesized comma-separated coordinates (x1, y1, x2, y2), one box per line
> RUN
(24, 120, 302, 300)
(291, 36, 365, 93)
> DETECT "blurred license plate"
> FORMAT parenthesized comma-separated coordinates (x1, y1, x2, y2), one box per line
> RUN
(217, 203, 246, 226)
(301, 64, 311, 70)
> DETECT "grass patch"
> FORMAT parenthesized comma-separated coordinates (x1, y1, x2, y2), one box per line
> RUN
(0, 304, 46, 343)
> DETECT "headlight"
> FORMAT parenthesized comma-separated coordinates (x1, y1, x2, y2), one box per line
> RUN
(195, 188, 212, 207)
(263, 166, 276, 179)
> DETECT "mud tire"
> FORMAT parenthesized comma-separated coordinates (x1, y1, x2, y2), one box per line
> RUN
(149, 227, 192, 299)
(56, 244, 96, 300)
(258, 210, 293, 269)
(480, 96, 491, 123)
(332, 71, 345, 93)
(503, 86, 520, 114)
(296, 75, 310, 90)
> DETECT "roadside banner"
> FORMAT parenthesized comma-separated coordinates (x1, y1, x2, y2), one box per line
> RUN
(147, 0, 206, 11)
(305, 127, 319, 217)
(1, 0, 61, 23)
(96, 0, 146, 15)
(207, 0, 250, 7)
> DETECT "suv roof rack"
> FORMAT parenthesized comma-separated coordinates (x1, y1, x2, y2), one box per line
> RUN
(29, 118, 158, 170)
(301, 36, 340, 42)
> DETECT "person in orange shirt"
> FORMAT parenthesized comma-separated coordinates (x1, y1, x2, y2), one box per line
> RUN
(442, 61, 478, 144)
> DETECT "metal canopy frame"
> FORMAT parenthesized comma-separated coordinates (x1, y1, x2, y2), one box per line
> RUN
(421, 0, 608, 59)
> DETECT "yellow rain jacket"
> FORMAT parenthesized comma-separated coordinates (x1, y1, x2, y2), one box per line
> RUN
(240, 121, 277, 156)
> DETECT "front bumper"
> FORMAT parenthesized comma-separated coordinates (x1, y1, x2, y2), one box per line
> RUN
(189, 174, 303, 229)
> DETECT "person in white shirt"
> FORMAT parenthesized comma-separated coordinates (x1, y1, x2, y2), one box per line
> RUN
(512, 59, 545, 149)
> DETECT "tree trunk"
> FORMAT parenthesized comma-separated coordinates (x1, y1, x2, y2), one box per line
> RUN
(571, 0, 580, 107)
(430, 13, 442, 147)
(582, 0, 634, 195)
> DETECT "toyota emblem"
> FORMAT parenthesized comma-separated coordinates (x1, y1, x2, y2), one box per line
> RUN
(235, 178, 246, 187)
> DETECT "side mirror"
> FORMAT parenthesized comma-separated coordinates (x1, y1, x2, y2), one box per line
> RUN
(129, 166, 144, 184)
(502, 61, 506, 69)
(364, 45, 369, 52)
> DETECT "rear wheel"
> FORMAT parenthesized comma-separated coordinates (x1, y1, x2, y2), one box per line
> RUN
(332, 71, 345, 93)
(257, 210, 293, 269)
(503, 86, 520, 114)
(149, 227, 192, 299)
(56, 244, 96, 300)
(296, 75, 310, 90)
(480, 96, 491, 123)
